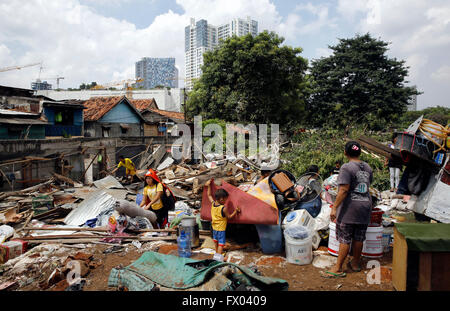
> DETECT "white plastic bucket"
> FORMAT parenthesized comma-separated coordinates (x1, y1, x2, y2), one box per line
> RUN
(362, 225, 383, 258)
(284, 233, 312, 265)
(282, 209, 316, 232)
(328, 222, 340, 257)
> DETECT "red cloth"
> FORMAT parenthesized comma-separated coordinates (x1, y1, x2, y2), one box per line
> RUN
(200, 179, 279, 225)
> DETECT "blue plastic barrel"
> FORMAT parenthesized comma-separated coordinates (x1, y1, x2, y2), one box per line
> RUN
(255, 211, 283, 254)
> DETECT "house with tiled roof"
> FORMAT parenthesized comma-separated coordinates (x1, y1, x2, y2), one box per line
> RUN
(128, 98, 186, 136)
(82, 96, 146, 138)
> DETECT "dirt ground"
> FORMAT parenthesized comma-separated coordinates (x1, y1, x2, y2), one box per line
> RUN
(77, 240, 394, 291)
(7, 233, 393, 292)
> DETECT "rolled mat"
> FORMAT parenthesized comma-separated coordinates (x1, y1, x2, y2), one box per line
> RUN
(115, 199, 157, 225)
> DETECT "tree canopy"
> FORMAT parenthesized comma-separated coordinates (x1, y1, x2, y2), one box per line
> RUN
(307, 33, 419, 130)
(398, 106, 450, 129)
(186, 31, 310, 127)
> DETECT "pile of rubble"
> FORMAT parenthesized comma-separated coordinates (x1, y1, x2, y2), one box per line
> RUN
(0, 149, 274, 291)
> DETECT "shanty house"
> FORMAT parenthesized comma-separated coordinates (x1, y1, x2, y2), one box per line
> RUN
(0, 85, 48, 139)
(42, 100, 85, 137)
(83, 96, 145, 138)
(130, 98, 186, 136)
(0, 109, 47, 139)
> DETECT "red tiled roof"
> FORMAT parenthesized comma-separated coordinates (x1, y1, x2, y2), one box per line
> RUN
(82, 96, 184, 123)
(83, 96, 125, 121)
(129, 98, 159, 111)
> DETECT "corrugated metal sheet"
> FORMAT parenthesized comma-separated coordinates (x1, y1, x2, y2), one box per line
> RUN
(64, 190, 116, 226)
(93, 175, 125, 190)
(0, 109, 40, 116)
(0, 118, 48, 125)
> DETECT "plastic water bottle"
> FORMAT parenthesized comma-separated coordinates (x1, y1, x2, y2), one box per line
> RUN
(177, 230, 191, 258)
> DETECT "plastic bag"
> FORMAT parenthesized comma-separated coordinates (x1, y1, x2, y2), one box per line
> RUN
(128, 216, 153, 230)
(175, 201, 191, 215)
(95, 207, 115, 227)
(323, 174, 339, 203)
(0, 225, 15, 244)
(284, 225, 310, 240)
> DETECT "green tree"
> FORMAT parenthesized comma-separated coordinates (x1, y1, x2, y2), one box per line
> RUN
(398, 106, 450, 129)
(281, 128, 391, 191)
(186, 31, 310, 128)
(308, 33, 419, 130)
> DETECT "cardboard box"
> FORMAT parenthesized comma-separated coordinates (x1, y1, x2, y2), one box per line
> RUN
(0, 240, 28, 264)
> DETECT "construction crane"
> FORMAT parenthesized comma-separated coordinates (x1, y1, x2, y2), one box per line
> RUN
(38, 76, 65, 89)
(0, 62, 42, 73)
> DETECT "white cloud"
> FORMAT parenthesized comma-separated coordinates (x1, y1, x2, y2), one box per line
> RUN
(0, 45, 14, 67)
(277, 2, 337, 41)
(431, 65, 450, 84)
(405, 54, 428, 82)
(0, 0, 189, 89)
(337, 0, 450, 108)
(0, 0, 322, 90)
(315, 47, 332, 58)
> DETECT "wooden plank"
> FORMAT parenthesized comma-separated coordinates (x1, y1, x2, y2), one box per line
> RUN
(169, 187, 191, 200)
(0, 168, 13, 189)
(0, 179, 54, 201)
(24, 226, 109, 232)
(26, 236, 178, 244)
(138, 140, 153, 169)
(358, 135, 402, 158)
(392, 226, 408, 291)
(53, 173, 78, 186)
(430, 253, 450, 291)
(21, 234, 110, 240)
(418, 252, 432, 291)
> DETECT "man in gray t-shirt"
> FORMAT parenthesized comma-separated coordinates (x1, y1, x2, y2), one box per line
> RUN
(325, 141, 373, 278)
(336, 161, 373, 224)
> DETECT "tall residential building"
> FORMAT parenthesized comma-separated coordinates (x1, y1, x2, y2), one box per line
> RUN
(217, 17, 258, 42)
(185, 17, 258, 91)
(135, 57, 178, 89)
(185, 18, 218, 91)
(31, 79, 52, 90)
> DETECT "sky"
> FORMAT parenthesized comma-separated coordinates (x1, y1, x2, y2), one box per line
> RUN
(0, 0, 449, 110)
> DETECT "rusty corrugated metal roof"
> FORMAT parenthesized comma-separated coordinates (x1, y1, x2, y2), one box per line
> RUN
(150, 109, 185, 121)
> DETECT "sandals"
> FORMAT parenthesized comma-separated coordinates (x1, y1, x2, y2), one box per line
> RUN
(321, 271, 347, 278)
(347, 259, 362, 272)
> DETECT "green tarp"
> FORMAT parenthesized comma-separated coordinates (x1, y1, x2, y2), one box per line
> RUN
(108, 251, 288, 291)
(395, 223, 450, 252)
